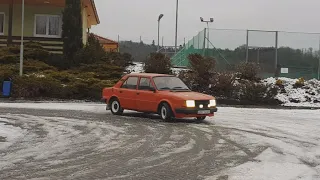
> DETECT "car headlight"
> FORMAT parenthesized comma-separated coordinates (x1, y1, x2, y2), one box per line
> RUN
(186, 100, 195, 107)
(209, 99, 216, 107)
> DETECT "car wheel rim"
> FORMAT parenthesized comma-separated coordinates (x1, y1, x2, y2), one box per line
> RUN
(161, 106, 167, 119)
(112, 101, 119, 112)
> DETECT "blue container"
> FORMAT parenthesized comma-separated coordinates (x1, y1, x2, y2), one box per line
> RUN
(2, 80, 12, 97)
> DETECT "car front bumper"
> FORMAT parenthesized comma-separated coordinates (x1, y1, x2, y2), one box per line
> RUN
(175, 107, 218, 115)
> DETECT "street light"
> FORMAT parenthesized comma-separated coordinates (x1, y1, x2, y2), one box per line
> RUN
(200, 17, 214, 50)
(175, 0, 178, 53)
(157, 14, 164, 51)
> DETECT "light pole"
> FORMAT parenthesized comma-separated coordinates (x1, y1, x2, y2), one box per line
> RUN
(175, 0, 178, 53)
(19, 0, 25, 76)
(157, 14, 164, 51)
(200, 17, 214, 50)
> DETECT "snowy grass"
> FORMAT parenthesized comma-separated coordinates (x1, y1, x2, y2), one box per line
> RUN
(263, 77, 320, 107)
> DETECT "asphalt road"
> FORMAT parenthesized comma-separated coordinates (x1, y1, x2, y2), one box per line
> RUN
(0, 105, 319, 180)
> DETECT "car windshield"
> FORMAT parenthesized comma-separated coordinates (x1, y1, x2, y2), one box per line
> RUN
(153, 76, 190, 90)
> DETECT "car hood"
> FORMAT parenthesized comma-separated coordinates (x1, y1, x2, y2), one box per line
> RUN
(164, 91, 214, 100)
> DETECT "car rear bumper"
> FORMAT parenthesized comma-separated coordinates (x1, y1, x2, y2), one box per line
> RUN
(175, 108, 218, 115)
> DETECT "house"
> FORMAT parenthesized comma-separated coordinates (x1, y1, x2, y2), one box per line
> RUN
(0, 0, 100, 54)
(92, 33, 119, 52)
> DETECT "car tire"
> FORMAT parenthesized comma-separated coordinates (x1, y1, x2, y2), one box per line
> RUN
(159, 103, 173, 121)
(196, 116, 206, 121)
(110, 98, 124, 115)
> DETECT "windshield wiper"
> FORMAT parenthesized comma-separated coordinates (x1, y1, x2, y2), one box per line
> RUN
(160, 87, 171, 90)
(172, 87, 189, 90)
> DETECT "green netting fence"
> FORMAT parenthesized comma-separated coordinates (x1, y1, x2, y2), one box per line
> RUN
(171, 28, 320, 80)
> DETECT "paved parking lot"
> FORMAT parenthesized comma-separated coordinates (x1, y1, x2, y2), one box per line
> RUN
(0, 103, 319, 180)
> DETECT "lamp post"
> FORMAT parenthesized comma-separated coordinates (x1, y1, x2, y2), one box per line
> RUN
(19, 0, 25, 76)
(175, 0, 178, 53)
(157, 14, 164, 51)
(200, 17, 214, 50)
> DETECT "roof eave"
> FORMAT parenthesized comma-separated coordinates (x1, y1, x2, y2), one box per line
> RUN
(90, 0, 100, 24)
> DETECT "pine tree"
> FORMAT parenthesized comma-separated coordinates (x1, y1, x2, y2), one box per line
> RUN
(62, 0, 83, 66)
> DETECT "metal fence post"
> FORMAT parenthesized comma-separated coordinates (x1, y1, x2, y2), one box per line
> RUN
(246, 30, 249, 62)
(275, 31, 278, 70)
(203, 28, 207, 56)
(198, 32, 200, 49)
(318, 36, 320, 80)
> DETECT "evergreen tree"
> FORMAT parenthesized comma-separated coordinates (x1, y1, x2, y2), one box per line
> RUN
(62, 0, 83, 66)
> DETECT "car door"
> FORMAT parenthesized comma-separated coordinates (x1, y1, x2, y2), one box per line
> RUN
(118, 76, 138, 110)
(136, 77, 159, 112)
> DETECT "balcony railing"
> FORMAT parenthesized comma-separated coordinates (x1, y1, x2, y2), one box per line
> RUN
(0, 36, 63, 54)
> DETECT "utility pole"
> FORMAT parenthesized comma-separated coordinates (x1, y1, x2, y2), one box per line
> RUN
(117, 35, 120, 52)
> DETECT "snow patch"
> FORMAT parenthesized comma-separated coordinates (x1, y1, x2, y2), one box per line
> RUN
(263, 77, 320, 107)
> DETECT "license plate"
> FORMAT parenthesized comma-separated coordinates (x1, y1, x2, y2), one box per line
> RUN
(197, 110, 210, 114)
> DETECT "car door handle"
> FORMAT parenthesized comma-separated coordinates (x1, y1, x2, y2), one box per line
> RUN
(119, 90, 123, 93)
(137, 92, 140, 95)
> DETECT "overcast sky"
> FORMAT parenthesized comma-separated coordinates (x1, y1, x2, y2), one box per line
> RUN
(91, 0, 320, 49)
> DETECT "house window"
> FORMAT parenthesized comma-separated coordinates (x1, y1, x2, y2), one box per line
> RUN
(34, 15, 61, 37)
(0, 13, 4, 35)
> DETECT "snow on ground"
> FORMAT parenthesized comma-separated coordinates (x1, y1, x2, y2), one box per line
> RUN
(126, 62, 188, 74)
(0, 118, 27, 151)
(263, 77, 320, 107)
(0, 102, 320, 179)
(0, 102, 107, 114)
(207, 107, 320, 180)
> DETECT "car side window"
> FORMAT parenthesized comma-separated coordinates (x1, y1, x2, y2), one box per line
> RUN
(138, 78, 153, 90)
(121, 77, 138, 89)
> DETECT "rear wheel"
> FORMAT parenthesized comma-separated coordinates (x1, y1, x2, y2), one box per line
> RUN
(159, 103, 173, 121)
(110, 98, 124, 115)
(196, 116, 206, 121)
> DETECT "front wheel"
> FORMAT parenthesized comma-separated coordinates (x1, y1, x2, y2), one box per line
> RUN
(110, 99, 124, 115)
(196, 116, 206, 121)
(159, 103, 173, 121)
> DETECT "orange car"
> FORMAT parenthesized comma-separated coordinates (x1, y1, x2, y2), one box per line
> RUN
(102, 73, 217, 121)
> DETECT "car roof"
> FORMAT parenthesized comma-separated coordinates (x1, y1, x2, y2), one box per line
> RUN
(126, 73, 174, 78)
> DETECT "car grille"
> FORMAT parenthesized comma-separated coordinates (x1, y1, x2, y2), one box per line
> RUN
(195, 100, 210, 108)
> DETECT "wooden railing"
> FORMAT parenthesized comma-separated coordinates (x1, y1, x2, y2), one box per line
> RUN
(0, 36, 63, 54)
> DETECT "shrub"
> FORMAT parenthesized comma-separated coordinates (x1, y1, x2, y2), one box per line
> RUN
(0, 42, 50, 64)
(210, 72, 236, 97)
(237, 81, 279, 104)
(73, 33, 107, 65)
(74, 63, 124, 79)
(236, 62, 260, 81)
(107, 52, 133, 68)
(275, 79, 283, 86)
(23, 60, 57, 73)
(0, 54, 19, 64)
(0, 65, 17, 81)
(144, 52, 172, 74)
(294, 77, 305, 88)
(177, 70, 196, 90)
(188, 53, 216, 89)
(12, 75, 63, 98)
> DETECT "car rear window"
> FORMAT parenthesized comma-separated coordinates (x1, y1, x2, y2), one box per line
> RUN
(121, 77, 138, 89)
